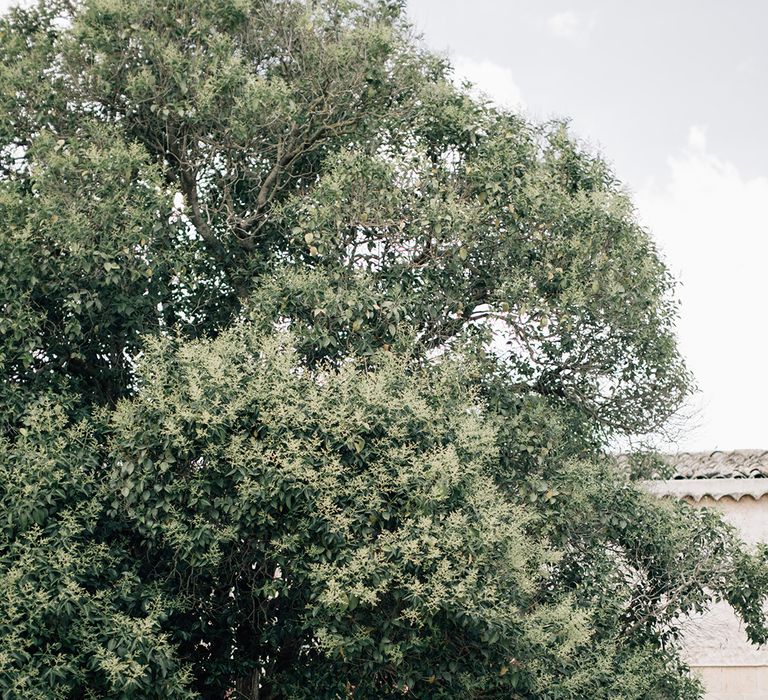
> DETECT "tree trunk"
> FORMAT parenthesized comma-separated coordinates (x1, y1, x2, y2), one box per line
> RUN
(235, 669, 260, 700)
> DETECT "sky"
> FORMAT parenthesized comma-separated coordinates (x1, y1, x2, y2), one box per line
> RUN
(407, 0, 768, 452)
(1, 0, 766, 451)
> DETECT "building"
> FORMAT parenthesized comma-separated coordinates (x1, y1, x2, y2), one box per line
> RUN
(643, 450, 768, 700)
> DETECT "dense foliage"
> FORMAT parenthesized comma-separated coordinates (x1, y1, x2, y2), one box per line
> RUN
(1, 1, 766, 698)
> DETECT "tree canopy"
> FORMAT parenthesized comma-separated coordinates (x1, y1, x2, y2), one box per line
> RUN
(1, 1, 766, 698)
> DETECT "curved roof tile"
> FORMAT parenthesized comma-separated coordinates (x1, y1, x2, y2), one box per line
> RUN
(642, 478, 768, 502)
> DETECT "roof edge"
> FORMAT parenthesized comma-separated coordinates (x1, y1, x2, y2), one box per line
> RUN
(641, 478, 768, 502)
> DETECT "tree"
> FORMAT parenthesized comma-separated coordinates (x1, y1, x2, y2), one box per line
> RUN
(0, 1, 765, 698)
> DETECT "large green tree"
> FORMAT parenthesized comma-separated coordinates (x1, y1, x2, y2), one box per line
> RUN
(1, 1, 766, 698)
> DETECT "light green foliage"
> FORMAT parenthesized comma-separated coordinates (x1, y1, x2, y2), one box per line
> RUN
(108, 328, 565, 696)
(0, 399, 194, 698)
(0, 0, 766, 698)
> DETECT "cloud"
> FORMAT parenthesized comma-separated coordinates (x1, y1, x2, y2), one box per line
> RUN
(636, 130, 768, 450)
(547, 10, 594, 41)
(687, 124, 708, 151)
(452, 56, 525, 111)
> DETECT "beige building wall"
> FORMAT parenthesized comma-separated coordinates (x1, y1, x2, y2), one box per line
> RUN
(643, 480, 768, 700)
(693, 666, 767, 700)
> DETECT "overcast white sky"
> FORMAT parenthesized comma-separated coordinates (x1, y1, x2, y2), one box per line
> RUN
(1, 0, 766, 451)
(408, 0, 768, 452)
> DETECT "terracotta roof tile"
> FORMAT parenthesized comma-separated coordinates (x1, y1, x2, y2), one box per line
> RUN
(661, 450, 768, 479)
